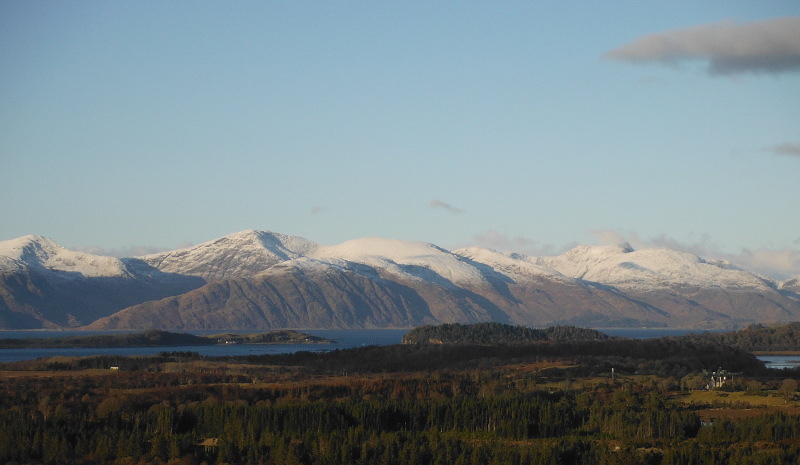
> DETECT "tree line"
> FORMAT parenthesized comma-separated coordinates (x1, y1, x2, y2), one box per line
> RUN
(681, 322, 800, 352)
(400, 323, 610, 345)
(0, 359, 798, 465)
(403, 322, 800, 354)
(1, 322, 799, 464)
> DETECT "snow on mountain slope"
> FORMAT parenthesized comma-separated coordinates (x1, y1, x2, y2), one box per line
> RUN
(4, 229, 798, 330)
(452, 247, 568, 282)
(781, 276, 800, 296)
(539, 244, 772, 290)
(139, 229, 318, 282)
(0, 235, 131, 278)
(308, 237, 486, 285)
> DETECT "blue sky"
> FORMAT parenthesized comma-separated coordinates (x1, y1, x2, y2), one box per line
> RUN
(2, 2, 799, 279)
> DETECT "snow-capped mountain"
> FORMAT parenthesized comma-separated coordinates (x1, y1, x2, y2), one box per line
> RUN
(782, 277, 800, 298)
(452, 247, 567, 282)
(0, 235, 132, 278)
(2, 230, 799, 330)
(307, 238, 490, 286)
(537, 243, 771, 290)
(533, 243, 798, 327)
(138, 229, 318, 282)
(87, 232, 800, 331)
(782, 275, 800, 287)
(0, 235, 204, 328)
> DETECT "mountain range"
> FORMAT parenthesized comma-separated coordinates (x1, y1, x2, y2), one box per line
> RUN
(1, 230, 798, 330)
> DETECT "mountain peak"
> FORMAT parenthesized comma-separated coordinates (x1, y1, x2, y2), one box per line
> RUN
(781, 276, 800, 293)
(0, 234, 60, 259)
(138, 229, 318, 281)
(452, 246, 567, 281)
(310, 237, 485, 284)
(543, 244, 770, 289)
(2, 229, 799, 330)
(564, 243, 634, 259)
(0, 235, 130, 278)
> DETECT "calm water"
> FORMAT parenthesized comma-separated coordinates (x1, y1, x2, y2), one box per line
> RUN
(757, 355, 800, 370)
(0, 328, 795, 368)
(0, 329, 409, 363)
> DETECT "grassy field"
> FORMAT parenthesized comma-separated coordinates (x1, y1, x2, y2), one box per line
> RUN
(679, 390, 794, 406)
(676, 389, 800, 420)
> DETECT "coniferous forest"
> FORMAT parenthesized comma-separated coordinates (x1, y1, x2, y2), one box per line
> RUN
(1, 324, 800, 465)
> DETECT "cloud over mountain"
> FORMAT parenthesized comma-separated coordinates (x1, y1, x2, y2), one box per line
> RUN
(467, 230, 559, 257)
(76, 244, 177, 258)
(605, 17, 800, 75)
(590, 229, 800, 281)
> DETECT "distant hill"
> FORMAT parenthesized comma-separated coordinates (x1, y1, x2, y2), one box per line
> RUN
(402, 323, 611, 345)
(679, 322, 800, 352)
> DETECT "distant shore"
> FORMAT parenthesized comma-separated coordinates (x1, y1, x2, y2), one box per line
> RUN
(0, 329, 335, 349)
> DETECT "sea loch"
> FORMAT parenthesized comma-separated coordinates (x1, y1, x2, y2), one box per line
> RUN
(0, 328, 797, 368)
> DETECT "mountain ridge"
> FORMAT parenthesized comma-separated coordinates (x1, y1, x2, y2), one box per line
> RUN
(137, 229, 318, 282)
(0, 235, 132, 278)
(1, 230, 799, 330)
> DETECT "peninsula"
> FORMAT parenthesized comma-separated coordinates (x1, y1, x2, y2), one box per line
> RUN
(0, 329, 334, 349)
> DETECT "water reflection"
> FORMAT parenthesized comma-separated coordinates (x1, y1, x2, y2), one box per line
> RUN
(757, 355, 800, 370)
(0, 329, 410, 363)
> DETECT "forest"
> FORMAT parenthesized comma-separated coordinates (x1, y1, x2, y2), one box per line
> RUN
(1, 324, 800, 465)
(680, 322, 800, 352)
(400, 323, 611, 345)
(402, 322, 800, 353)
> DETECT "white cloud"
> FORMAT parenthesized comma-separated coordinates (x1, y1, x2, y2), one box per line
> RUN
(590, 230, 719, 259)
(605, 17, 800, 75)
(590, 229, 632, 249)
(735, 248, 800, 279)
(429, 200, 465, 214)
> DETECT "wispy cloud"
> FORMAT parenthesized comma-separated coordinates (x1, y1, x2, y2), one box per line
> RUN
(591, 230, 725, 263)
(605, 17, 800, 75)
(464, 230, 561, 257)
(590, 229, 800, 281)
(76, 244, 180, 258)
(429, 200, 465, 214)
(764, 143, 800, 157)
(735, 248, 800, 280)
(311, 205, 328, 215)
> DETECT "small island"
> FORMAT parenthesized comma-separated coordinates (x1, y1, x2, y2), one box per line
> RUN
(402, 322, 611, 345)
(208, 330, 335, 345)
(0, 329, 335, 349)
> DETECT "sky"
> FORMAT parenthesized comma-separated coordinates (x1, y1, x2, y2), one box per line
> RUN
(1, 1, 799, 280)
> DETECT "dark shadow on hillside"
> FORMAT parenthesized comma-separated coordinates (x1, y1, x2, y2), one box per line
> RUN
(397, 263, 512, 324)
(0, 260, 207, 329)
